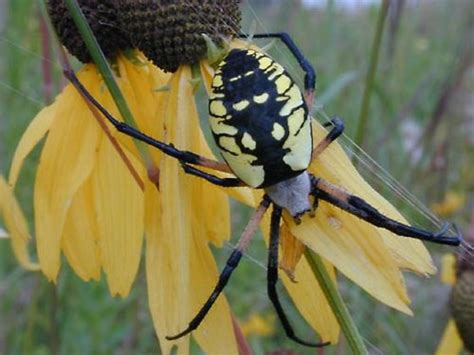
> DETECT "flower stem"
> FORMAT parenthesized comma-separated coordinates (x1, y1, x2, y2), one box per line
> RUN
(304, 249, 368, 355)
(63, 0, 152, 166)
(354, 0, 389, 149)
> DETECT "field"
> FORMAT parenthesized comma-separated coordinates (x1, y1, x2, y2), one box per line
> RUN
(0, 1, 473, 354)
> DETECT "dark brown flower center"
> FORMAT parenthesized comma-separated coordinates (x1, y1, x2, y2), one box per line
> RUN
(47, 0, 131, 63)
(117, 0, 241, 72)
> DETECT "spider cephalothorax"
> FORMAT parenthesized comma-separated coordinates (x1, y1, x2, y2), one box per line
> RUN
(66, 33, 462, 348)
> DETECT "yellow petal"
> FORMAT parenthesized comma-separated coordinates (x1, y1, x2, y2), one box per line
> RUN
(34, 67, 101, 281)
(279, 223, 306, 280)
(310, 121, 435, 275)
(289, 206, 412, 314)
(441, 253, 457, 285)
(117, 54, 169, 164)
(435, 319, 463, 355)
(261, 209, 340, 343)
(0, 175, 39, 270)
(91, 135, 144, 296)
(61, 178, 101, 281)
(9, 102, 56, 187)
(148, 67, 238, 354)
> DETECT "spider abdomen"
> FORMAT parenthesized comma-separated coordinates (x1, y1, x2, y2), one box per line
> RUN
(209, 48, 313, 188)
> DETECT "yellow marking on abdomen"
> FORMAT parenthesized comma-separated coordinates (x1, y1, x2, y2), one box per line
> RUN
(266, 63, 285, 81)
(210, 118, 238, 136)
(210, 100, 227, 117)
(219, 136, 241, 155)
(287, 107, 306, 135)
(212, 74, 223, 88)
(283, 114, 312, 171)
(271, 122, 285, 141)
(275, 75, 292, 94)
(253, 93, 269, 104)
(279, 84, 304, 116)
(241, 132, 257, 150)
(221, 151, 264, 188)
(229, 75, 242, 82)
(233, 100, 250, 111)
(258, 57, 273, 70)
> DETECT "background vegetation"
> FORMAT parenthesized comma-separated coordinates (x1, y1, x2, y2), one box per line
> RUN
(0, 0, 472, 354)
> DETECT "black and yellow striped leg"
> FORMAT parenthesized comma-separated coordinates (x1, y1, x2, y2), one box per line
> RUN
(267, 205, 330, 348)
(65, 69, 231, 174)
(310, 175, 462, 246)
(166, 196, 271, 341)
(180, 163, 244, 187)
(312, 116, 345, 160)
(240, 32, 316, 102)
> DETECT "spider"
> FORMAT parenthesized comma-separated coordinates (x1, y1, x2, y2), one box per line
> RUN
(65, 32, 462, 348)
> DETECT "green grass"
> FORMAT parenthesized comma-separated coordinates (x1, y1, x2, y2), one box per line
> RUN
(1, 1, 473, 354)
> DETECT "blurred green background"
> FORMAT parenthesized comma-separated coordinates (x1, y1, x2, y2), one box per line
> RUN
(0, 0, 473, 354)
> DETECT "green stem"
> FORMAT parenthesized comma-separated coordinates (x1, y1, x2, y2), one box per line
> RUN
(304, 250, 368, 355)
(354, 0, 389, 149)
(63, 0, 152, 166)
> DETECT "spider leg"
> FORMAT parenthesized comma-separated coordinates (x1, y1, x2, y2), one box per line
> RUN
(268, 204, 330, 348)
(64, 69, 231, 174)
(311, 116, 344, 161)
(180, 163, 244, 187)
(310, 175, 462, 246)
(240, 32, 316, 105)
(166, 196, 271, 341)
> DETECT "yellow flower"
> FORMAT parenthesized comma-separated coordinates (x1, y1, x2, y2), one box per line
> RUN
(435, 254, 464, 355)
(432, 191, 465, 217)
(240, 314, 275, 337)
(1, 22, 445, 354)
(3, 53, 253, 354)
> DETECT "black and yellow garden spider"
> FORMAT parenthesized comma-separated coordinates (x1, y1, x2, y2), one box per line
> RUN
(65, 32, 462, 348)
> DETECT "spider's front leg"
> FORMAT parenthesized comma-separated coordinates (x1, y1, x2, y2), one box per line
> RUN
(240, 32, 316, 105)
(309, 175, 462, 246)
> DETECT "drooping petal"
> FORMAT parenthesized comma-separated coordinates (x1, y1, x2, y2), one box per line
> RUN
(310, 121, 435, 275)
(61, 178, 101, 282)
(152, 66, 238, 354)
(279, 223, 306, 280)
(91, 134, 145, 296)
(116, 53, 169, 164)
(9, 102, 56, 187)
(289, 205, 412, 314)
(0, 175, 39, 270)
(435, 319, 463, 355)
(34, 66, 101, 281)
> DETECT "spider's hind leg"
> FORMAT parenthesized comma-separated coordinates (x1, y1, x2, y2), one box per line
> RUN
(310, 175, 462, 246)
(267, 204, 330, 348)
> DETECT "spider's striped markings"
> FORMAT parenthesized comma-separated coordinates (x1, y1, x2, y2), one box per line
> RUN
(209, 48, 313, 188)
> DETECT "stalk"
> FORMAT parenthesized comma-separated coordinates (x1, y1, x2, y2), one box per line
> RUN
(304, 250, 368, 355)
(63, 0, 152, 166)
(354, 0, 389, 149)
